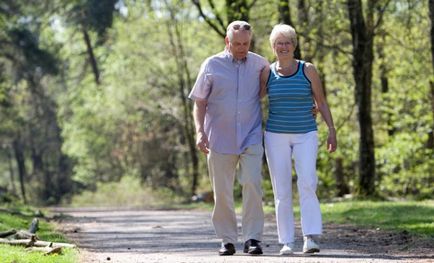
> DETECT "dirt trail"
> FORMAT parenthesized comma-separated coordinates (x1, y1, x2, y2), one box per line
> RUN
(52, 207, 434, 263)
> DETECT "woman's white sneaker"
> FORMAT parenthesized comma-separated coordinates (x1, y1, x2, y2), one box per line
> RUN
(303, 236, 320, 254)
(280, 243, 294, 255)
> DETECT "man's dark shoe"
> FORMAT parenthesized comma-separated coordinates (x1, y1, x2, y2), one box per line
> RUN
(243, 239, 263, 255)
(219, 243, 235, 256)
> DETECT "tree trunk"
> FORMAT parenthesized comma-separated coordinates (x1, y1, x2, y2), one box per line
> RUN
(428, 0, 434, 149)
(378, 31, 394, 138)
(335, 158, 350, 197)
(82, 28, 100, 85)
(12, 139, 27, 203)
(30, 141, 51, 201)
(347, 0, 376, 196)
(313, 1, 327, 98)
(278, 0, 302, 59)
(27, 77, 72, 204)
(7, 145, 17, 195)
(165, 2, 201, 196)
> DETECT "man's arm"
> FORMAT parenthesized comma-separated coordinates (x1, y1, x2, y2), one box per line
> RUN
(259, 65, 270, 99)
(193, 99, 209, 154)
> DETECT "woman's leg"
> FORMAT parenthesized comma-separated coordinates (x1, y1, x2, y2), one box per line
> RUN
(293, 131, 322, 236)
(264, 131, 295, 244)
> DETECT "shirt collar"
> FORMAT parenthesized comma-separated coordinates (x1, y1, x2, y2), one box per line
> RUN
(224, 48, 248, 64)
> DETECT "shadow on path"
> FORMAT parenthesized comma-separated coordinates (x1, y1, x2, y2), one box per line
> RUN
(52, 207, 434, 263)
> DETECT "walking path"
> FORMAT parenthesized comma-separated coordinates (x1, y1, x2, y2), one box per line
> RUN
(52, 208, 434, 263)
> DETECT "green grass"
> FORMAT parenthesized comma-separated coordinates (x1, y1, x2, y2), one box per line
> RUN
(187, 200, 434, 237)
(0, 244, 77, 263)
(0, 205, 78, 263)
(70, 176, 184, 208)
(189, 199, 434, 237)
(320, 200, 434, 236)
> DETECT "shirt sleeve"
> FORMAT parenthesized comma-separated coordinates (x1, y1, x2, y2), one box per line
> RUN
(188, 59, 212, 101)
(260, 56, 269, 69)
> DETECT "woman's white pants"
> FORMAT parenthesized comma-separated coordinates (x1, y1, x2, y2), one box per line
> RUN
(264, 131, 322, 244)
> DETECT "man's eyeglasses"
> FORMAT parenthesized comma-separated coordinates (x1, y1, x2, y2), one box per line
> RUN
(232, 24, 251, 31)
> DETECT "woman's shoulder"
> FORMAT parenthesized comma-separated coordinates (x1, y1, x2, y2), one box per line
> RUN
(300, 60, 315, 69)
(301, 61, 318, 73)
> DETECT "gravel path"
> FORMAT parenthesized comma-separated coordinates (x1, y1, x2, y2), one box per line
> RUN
(52, 207, 434, 263)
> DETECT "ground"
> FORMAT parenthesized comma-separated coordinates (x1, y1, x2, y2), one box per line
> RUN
(51, 207, 434, 263)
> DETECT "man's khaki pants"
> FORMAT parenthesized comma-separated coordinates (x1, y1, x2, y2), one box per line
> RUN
(207, 144, 264, 244)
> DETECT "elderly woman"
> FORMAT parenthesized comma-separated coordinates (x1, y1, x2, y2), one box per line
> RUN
(260, 24, 337, 255)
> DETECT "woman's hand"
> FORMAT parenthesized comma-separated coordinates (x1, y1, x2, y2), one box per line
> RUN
(327, 128, 337, 153)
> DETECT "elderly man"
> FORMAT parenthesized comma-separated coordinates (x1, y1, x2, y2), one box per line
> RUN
(189, 21, 269, 256)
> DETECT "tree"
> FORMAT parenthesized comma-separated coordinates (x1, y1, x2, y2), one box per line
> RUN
(164, 0, 200, 196)
(347, 0, 390, 196)
(60, 0, 117, 85)
(191, 0, 256, 36)
(428, 0, 434, 148)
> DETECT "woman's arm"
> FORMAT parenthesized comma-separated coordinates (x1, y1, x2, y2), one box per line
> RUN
(305, 62, 337, 153)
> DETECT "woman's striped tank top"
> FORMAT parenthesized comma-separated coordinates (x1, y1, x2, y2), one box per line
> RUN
(265, 60, 317, 134)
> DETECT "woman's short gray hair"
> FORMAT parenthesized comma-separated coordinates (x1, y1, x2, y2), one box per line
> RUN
(269, 24, 297, 48)
(226, 20, 252, 41)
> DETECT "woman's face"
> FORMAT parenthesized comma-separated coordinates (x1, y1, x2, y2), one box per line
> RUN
(273, 34, 295, 59)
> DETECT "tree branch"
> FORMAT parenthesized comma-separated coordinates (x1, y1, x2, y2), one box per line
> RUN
(372, 0, 392, 34)
(191, 0, 225, 37)
(207, 0, 225, 30)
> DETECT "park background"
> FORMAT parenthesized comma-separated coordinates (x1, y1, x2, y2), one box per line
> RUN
(0, 0, 433, 207)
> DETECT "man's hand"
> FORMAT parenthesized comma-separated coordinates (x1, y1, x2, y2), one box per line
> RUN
(196, 131, 209, 154)
(312, 104, 319, 119)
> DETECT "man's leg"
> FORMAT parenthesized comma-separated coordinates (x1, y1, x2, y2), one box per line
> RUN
(208, 150, 239, 244)
(238, 144, 264, 244)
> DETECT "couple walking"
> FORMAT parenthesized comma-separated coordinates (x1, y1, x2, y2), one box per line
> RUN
(189, 20, 337, 256)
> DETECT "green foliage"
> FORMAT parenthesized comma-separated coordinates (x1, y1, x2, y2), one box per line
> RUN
(7, 27, 59, 75)
(0, 0, 432, 205)
(321, 200, 434, 236)
(70, 175, 184, 207)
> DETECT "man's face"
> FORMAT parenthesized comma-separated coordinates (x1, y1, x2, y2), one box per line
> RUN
(226, 30, 251, 60)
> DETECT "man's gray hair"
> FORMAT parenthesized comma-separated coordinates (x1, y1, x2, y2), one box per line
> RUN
(226, 20, 252, 41)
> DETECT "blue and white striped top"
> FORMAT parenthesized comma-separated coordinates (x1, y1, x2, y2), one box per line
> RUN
(265, 60, 317, 134)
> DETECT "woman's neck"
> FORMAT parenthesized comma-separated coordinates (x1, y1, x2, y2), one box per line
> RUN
(277, 58, 297, 69)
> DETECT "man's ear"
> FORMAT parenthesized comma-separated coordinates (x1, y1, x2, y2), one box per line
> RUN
(224, 36, 229, 48)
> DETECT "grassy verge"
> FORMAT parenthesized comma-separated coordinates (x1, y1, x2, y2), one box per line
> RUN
(263, 200, 434, 237)
(320, 200, 434, 237)
(70, 176, 184, 208)
(0, 204, 78, 263)
(182, 200, 434, 237)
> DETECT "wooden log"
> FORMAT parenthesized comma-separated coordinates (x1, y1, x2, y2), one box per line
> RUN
(29, 218, 39, 234)
(0, 237, 34, 247)
(26, 246, 63, 255)
(0, 229, 17, 238)
(44, 246, 62, 255)
(13, 230, 36, 240)
(0, 238, 76, 248)
(34, 241, 76, 248)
